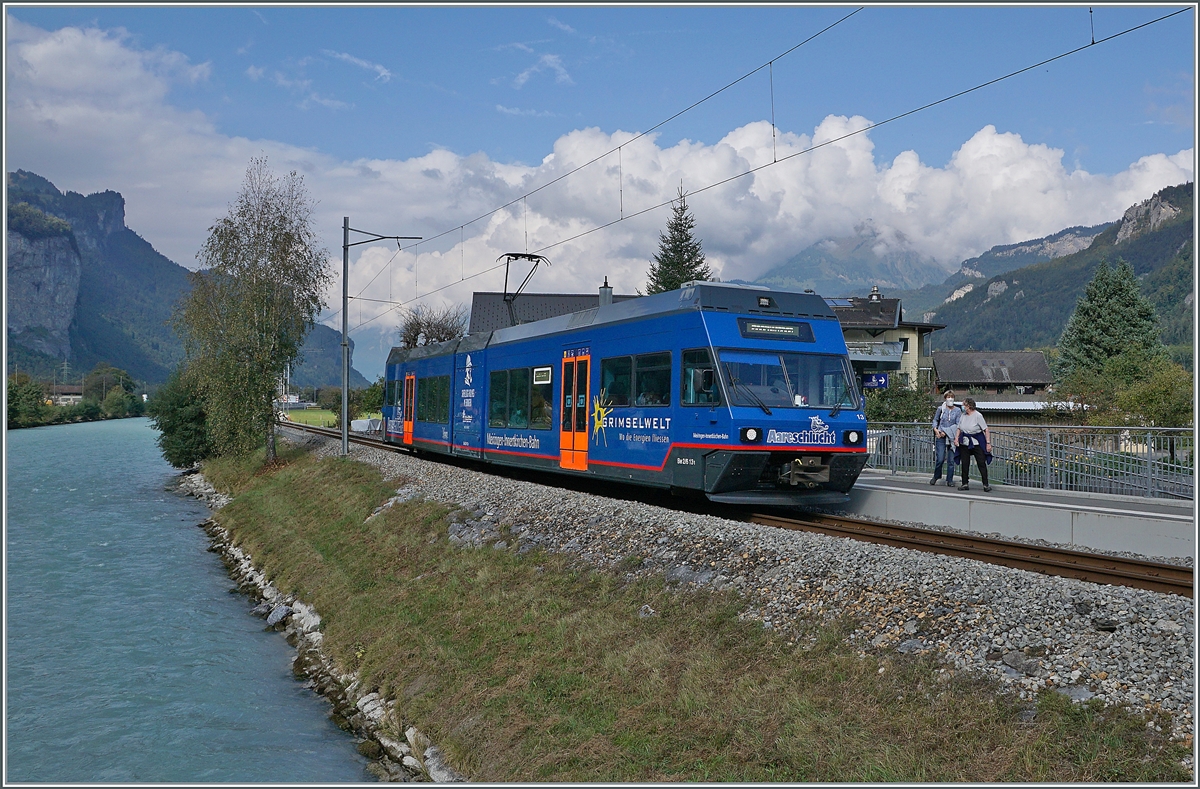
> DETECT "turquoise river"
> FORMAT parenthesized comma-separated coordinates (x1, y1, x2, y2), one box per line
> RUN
(6, 418, 371, 782)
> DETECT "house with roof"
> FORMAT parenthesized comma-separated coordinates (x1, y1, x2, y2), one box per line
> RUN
(932, 350, 1054, 395)
(824, 286, 944, 393)
(932, 350, 1076, 423)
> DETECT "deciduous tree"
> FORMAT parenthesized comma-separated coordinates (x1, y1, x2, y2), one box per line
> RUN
(82, 363, 136, 402)
(146, 366, 214, 468)
(6, 373, 48, 429)
(1117, 362, 1193, 428)
(864, 380, 933, 423)
(175, 156, 330, 463)
(397, 303, 467, 349)
(644, 187, 712, 295)
(359, 375, 385, 416)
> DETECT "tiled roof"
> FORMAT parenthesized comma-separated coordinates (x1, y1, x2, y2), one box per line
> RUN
(933, 351, 1053, 385)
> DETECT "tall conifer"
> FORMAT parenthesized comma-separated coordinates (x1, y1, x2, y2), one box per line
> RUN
(644, 187, 712, 294)
(1055, 259, 1162, 380)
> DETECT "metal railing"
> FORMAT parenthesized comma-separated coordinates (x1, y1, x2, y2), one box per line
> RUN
(866, 423, 1195, 500)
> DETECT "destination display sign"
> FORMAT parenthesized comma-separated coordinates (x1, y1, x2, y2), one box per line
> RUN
(737, 318, 815, 342)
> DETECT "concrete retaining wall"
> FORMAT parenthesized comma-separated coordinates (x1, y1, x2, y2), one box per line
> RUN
(845, 479, 1195, 559)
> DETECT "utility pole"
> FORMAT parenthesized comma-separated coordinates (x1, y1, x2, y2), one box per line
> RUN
(342, 217, 421, 456)
(342, 217, 349, 455)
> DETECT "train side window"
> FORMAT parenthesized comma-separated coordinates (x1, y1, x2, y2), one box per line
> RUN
(489, 370, 509, 427)
(425, 375, 449, 424)
(438, 375, 451, 424)
(634, 352, 671, 406)
(600, 356, 631, 406)
(562, 361, 575, 428)
(575, 359, 589, 432)
(682, 348, 719, 405)
(508, 368, 531, 428)
(530, 367, 552, 430)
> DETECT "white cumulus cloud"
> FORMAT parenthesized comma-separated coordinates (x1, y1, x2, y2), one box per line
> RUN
(6, 16, 1193, 349)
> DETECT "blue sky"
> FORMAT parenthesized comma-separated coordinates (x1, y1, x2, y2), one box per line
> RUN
(5, 5, 1195, 377)
(10, 5, 1193, 172)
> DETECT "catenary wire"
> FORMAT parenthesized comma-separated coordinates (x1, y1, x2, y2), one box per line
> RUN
(341, 11, 860, 322)
(349, 6, 1188, 331)
(529, 8, 1189, 256)
(390, 8, 864, 257)
(344, 10, 862, 329)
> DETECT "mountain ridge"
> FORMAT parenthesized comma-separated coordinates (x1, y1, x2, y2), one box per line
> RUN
(6, 170, 368, 388)
(748, 221, 952, 295)
(925, 182, 1193, 356)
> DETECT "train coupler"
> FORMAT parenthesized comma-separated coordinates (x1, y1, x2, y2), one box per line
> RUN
(780, 456, 830, 488)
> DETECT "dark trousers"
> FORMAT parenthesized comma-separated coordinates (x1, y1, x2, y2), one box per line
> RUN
(960, 443, 989, 486)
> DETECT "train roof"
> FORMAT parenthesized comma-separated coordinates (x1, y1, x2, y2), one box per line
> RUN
(386, 281, 837, 365)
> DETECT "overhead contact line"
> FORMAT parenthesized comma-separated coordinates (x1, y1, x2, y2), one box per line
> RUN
(350, 6, 1189, 326)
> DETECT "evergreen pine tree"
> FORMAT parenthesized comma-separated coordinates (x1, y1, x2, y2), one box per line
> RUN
(1055, 259, 1163, 380)
(644, 187, 712, 294)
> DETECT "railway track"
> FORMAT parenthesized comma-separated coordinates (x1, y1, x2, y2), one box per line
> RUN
(282, 421, 1194, 598)
(750, 512, 1193, 598)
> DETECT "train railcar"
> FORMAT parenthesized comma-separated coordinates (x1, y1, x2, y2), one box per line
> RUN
(382, 282, 869, 506)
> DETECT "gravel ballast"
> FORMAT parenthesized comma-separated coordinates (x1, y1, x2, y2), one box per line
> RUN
(288, 428, 1195, 757)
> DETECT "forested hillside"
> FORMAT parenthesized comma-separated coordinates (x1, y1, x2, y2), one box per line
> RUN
(891, 223, 1112, 319)
(929, 183, 1193, 361)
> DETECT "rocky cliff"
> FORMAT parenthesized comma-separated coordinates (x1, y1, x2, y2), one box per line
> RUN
(6, 226, 81, 359)
(1114, 190, 1183, 245)
(6, 170, 369, 387)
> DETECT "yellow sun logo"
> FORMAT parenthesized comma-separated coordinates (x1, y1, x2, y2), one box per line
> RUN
(592, 392, 613, 446)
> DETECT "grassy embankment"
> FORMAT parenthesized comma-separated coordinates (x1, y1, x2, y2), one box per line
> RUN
(203, 444, 1191, 782)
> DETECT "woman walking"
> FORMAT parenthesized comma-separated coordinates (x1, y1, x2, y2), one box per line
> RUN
(954, 397, 991, 492)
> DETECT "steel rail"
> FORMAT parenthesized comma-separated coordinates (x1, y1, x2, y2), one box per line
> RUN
(281, 422, 1193, 597)
(750, 512, 1193, 598)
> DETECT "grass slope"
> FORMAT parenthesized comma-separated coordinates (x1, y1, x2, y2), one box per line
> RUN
(203, 446, 1190, 782)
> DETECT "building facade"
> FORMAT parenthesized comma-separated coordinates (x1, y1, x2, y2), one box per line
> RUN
(825, 286, 944, 393)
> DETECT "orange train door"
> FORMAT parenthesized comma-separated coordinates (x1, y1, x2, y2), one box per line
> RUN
(559, 352, 590, 471)
(402, 373, 415, 445)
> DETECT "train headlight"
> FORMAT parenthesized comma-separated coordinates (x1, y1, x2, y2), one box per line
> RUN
(843, 429, 864, 445)
(740, 427, 763, 443)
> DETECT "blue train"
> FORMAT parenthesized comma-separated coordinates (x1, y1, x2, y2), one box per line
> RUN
(382, 282, 868, 506)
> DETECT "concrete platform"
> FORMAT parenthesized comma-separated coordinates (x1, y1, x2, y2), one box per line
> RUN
(840, 469, 1196, 559)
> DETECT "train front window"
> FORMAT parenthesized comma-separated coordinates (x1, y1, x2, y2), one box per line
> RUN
(718, 350, 858, 410)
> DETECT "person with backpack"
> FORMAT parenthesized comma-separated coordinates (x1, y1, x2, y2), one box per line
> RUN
(930, 390, 960, 487)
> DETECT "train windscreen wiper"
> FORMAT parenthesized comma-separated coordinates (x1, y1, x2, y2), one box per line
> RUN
(725, 369, 772, 415)
(829, 391, 852, 418)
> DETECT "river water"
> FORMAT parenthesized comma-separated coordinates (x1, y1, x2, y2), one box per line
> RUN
(6, 418, 371, 782)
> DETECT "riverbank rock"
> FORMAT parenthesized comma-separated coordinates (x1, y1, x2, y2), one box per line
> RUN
(186, 475, 470, 782)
